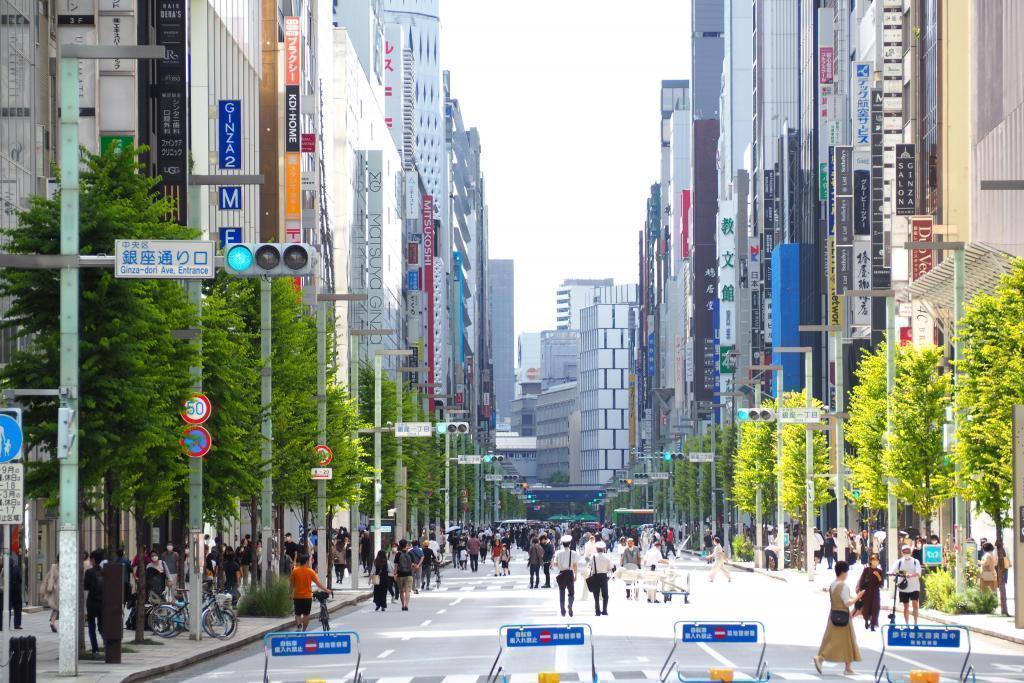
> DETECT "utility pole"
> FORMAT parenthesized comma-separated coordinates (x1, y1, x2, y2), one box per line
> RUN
(316, 300, 328, 585)
(261, 277, 274, 586)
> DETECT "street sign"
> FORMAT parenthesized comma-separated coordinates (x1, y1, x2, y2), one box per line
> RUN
(0, 463, 23, 524)
(650, 472, 670, 480)
(682, 623, 759, 643)
(268, 632, 352, 657)
(181, 426, 212, 458)
(688, 452, 715, 463)
(218, 227, 242, 249)
(311, 467, 333, 480)
(180, 394, 212, 425)
(501, 483, 514, 489)
(0, 410, 23, 463)
(506, 626, 585, 648)
(315, 445, 333, 466)
(485, 474, 502, 481)
(394, 422, 433, 438)
(457, 455, 482, 465)
(885, 626, 961, 648)
(779, 407, 824, 424)
(922, 544, 943, 566)
(115, 240, 216, 279)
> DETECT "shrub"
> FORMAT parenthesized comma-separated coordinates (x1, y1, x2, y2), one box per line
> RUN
(923, 568, 998, 614)
(731, 535, 754, 562)
(237, 578, 292, 617)
(963, 586, 998, 615)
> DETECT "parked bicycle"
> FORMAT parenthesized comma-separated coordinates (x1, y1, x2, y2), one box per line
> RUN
(314, 590, 331, 632)
(151, 582, 237, 640)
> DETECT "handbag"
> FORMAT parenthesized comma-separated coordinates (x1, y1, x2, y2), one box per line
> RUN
(585, 557, 601, 592)
(829, 585, 850, 626)
(370, 572, 381, 586)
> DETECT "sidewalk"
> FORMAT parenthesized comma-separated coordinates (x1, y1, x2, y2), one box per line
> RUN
(26, 586, 371, 682)
(684, 549, 1024, 646)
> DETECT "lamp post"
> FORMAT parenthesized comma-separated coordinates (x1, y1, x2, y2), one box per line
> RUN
(750, 363, 785, 568)
(374, 349, 413, 551)
(848, 289, 898, 571)
(904, 240, 967, 590)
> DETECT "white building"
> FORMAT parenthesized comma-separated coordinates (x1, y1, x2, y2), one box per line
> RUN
(555, 278, 613, 330)
(579, 290, 638, 485)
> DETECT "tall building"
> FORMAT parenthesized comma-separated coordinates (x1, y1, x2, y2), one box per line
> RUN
(540, 330, 579, 390)
(535, 382, 580, 484)
(555, 278, 613, 330)
(489, 259, 515, 422)
(579, 289, 638, 485)
(510, 395, 538, 437)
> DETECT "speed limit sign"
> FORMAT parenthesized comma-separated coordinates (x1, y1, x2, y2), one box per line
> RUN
(181, 394, 212, 425)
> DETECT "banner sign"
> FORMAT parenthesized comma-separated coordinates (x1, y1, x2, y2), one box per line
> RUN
(895, 144, 916, 215)
(507, 627, 585, 648)
(886, 627, 961, 649)
(218, 100, 241, 169)
(682, 623, 758, 643)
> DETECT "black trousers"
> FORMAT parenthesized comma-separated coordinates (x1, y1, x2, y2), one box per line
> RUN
(470, 554, 479, 571)
(557, 570, 574, 614)
(529, 564, 540, 587)
(542, 562, 551, 587)
(591, 574, 609, 614)
(86, 607, 103, 652)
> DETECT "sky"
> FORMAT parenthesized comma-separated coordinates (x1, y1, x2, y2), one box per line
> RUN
(440, 1, 692, 342)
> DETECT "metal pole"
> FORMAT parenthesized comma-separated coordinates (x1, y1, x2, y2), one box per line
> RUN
(805, 351, 815, 581)
(373, 354, 383, 552)
(711, 418, 718, 540)
(395, 372, 405, 541)
(186, 211, 203, 641)
(444, 435, 451, 536)
(776, 365, 785, 569)
(57, 54, 81, 676)
(753, 384, 763, 568)
(834, 330, 847, 557)
(317, 301, 328, 585)
(953, 249, 966, 592)
(349, 335, 360, 590)
(3, 525, 9, 681)
(886, 295, 899, 573)
(493, 466, 499, 523)
(261, 278, 274, 586)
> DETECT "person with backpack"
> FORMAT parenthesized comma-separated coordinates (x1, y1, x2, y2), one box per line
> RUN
(408, 539, 424, 594)
(394, 540, 415, 611)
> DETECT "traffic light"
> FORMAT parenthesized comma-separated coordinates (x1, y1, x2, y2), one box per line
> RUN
(663, 451, 672, 461)
(737, 407, 776, 422)
(435, 422, 470, 435)
(224, 243, 316, 277)
(482, 454, 505, 463)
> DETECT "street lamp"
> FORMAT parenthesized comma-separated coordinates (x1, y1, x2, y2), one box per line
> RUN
(373, 349, 414, 551)
(393, 366, 429, 541)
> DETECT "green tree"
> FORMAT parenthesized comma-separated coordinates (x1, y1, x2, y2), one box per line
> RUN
(845, 345, 891, 510)
(954, 260, 1024, 615)
(732, 406, 777, 515)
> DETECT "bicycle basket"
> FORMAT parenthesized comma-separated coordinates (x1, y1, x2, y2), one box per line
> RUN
(215, 593, 233, 608)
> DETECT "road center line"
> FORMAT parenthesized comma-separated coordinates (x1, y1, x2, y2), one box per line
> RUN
(377, 649, 394, 659)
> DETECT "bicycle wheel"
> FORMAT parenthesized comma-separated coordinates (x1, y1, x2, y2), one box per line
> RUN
(150, 605, 179, 638)
(319, 605, 330, 632)
(202, 606, 237, 640)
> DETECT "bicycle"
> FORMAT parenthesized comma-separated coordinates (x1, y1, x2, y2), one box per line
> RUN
(313, 590, 332, 631)
(150, 589, 192, 638)
(432, 558, 442, 588)
(201, 590, 238, 640)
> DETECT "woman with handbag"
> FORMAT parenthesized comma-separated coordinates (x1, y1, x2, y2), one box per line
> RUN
(371, 550, 390, 612)
(813, 561, 863, 676)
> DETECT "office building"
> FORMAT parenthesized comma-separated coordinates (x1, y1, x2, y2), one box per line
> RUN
(510, 395, 538, 438)
(556, 278, 613, 330)
(540, 330, 579, 390)
(535, 382, 580, 484)
(489, 260, 516, 422)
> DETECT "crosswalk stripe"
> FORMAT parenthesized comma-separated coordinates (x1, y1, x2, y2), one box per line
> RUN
(775, 673, 821, 681)
(438, 676, 479, 683)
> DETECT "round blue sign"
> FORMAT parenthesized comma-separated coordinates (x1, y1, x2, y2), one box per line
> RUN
(0, 415, 23, 463)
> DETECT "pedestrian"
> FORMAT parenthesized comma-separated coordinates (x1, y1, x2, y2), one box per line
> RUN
(620, 538, 641, 599)
(145, 550, 167, 602)
(500, 543, 511, 576)
(528, 537, 544, 588)
(421, 540, 437, 591)
(855, 553, 884, 631)
(372, 550, 389, 611)
(84, 550, 104, 655)
(823, 530, 836, 570)
(468, 533, 481, 572)
(811, 527, 825, 570)
(41, 557, 59, 632)
(979, 542, 998, 593)
(491, 539, 502, 576)
(707, 536, 732, 583)
(6, 550, 22, 629)
(222, 548, 241, 605)
(813, 561, 862, 676)
(394, 540, 415, 611)
(541, 534, 554, 588)
(554, 535, 578, 617)
(643, 540, 668, 602)
(893, 544, 922, 626)
(360, 532, 373, 575)
(858, 530, 869, 565)
(387, 542, 400, 603)
(409, 539, 424, 594)
(162, 542, 180, 596)
(588, 541, 614, 616)
(332, 538, 347, 584)
(239, 538, 252, 587)
(289, 553, 330, 631)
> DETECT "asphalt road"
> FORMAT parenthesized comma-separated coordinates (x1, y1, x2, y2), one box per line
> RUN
(158, 552, 1024, 682)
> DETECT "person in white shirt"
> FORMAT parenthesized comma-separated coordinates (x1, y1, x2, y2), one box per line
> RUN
(553, 535, 579, 617)
(642, 540, 669, 603)
(587, 541, 615, 616)
(707, 536, 732, 583)
(583, 534, 598, 560)
(894, 545, 922, 625)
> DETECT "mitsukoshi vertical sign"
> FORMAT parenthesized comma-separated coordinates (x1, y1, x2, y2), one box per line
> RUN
(283, 16, 301, 242)
(422, 195, 436, 393)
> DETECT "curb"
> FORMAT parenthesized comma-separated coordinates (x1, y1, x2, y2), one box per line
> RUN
(680, 549, 788, 583)
(917, 609, 1024, 647)
(124, 591, 372, 683)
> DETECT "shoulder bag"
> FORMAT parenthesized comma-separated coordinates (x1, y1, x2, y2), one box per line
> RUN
(829, 585, 850, 626)
(585, 557, 601, 592)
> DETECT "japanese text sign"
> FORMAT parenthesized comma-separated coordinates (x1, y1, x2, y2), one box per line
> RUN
(682, 623, 759, 643)
(0, 463, 23, 524)
(268, 633, 352, 657)
(886, 627, 961, 649)
(115, 240, 216, 279)
(506, 626, 585, 648)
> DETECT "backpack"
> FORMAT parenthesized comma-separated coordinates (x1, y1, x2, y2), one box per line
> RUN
(397, 551, 413, 575)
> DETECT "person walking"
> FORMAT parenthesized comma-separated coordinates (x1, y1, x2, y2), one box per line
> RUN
(409, 539, 424, 594)
(394, 540, 415, 611)
(491, 540, 502, 576)
(528, 537, 544, 588)
(855, 554, 884, 631)
(541, 534, 554, 588)
(6, 551, 22, 629)
(554, 535, 579, 617)
(468, 533, 481, 573)
(979, 542, 998, 593)
(813, 561, 863, 676)
(161, 542, 180, 597)
(894, 544, 922, 625)
(372, 550, 390, 611)
(222, 548, 241, 606)
(41, 558, 59, 632)
(83, 550, 104, 655)
(588, 541, 614, 616)
(421, 540, 437, 591)
(643, 540, 668, 602)
(289, 553, 330, 631)
(707, 537, 732, 583)
(500, 543, 511, 576)
(823, 530, 837, 570)
(620, 538, 642, 600)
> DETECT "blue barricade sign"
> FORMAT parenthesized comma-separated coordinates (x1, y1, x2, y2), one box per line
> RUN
(268, 632, 352, 657)
(886, 627, 961, 648)
(682, 623, 759, 643)
(506, 626, 585, 648)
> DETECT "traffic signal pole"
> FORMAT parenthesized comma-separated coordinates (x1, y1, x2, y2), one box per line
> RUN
(261, 277, 274, 586)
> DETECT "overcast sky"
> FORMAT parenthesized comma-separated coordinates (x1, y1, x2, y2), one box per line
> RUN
(440, 1, 693, 343)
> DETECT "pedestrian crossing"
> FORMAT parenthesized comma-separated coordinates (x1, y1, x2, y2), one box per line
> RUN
(275, 671, 1024, 683)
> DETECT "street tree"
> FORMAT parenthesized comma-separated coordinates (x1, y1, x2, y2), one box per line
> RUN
(845, 344, 893, 511)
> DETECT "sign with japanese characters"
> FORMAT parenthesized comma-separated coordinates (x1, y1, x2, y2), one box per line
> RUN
(268, 632, 352, 657)
(886, 626, 961, 648)
(0, 464, 23, 524)
(457, 455, 482, 465)
(506, 626, 585, 648)
(779, 407, 823, 424)
(115, 240, 216, 279)
(688, 452, 715, 463)
(394, 422, 433, 438)
(682, 623, 759, 643)
(217, 100, 241, 169)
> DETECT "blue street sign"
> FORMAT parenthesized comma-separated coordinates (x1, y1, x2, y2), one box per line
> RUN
(218, 100, 241, 169)
(682, 623, 758, 643)
(0, 414, 22, 463)
(506, 626, 585, 648)
(408, 270, 419, 290)
(922, 544, 943, 566)
(268, 632, 352, 657)
(886, 627, 961, 649)
(218, 228, 243, 249)
(218, 186, 242, 210)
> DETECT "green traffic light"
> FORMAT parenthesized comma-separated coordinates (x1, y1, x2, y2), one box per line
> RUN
(663, 451, 672, 461)
(483, 455, 493, 463)
(226, 244, 254, 271)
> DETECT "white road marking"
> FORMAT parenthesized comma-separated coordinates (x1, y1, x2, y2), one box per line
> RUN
(440, 676, 480, 683)
(450, 598, 463, 605)
(775, 673, 822, 681)
(377, 648, 394, 659)
(697, 642, 739, 669)
(420, 619, 432, 626)
(437, 608, 446, 614)
(375, 678, 413, 683)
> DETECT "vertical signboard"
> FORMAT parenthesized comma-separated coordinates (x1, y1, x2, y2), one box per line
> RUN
(422, 195, 435, 392)
(680, 190, 691, 259)
(2, 0, 37, 234)
(364, 151, 386, 353)
(835, 145, 854, 295)
(218, 100, 241, 169)
(383, 25, 406, 161)
(155, 0, 187, 221)
(58, 0, 98, 152)
(851, 62, 872, 148)
(909, 216, 935, 347)
(895, 144, 916, 215)
(283, 16, 301, 243)
(97, 1, 136, 148)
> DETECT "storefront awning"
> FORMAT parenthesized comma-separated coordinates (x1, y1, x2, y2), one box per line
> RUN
(907, 241, 1016, 313)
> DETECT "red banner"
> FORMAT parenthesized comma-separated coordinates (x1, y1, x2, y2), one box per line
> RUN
(284, 17, 301, 87)
(911, 216, 934, 281)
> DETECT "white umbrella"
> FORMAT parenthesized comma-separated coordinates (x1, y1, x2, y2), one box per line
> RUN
(446, 525, 462, 533)
(874, 530, 887, 541)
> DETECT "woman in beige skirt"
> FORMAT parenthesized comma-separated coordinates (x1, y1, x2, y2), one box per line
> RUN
(814, 561, 863, 676)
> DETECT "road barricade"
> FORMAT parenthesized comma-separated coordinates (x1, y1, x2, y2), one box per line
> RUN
(659, 621, 769, 683)
(262, 630, 363, 683)
(486, 623, 596, 683)
(873, 625, 974, 683)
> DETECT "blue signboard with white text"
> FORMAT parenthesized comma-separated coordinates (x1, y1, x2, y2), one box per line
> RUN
(268, 633, 352, 657)
(408, 270, 419, 290)
(218, 186, 242, 211)
(218, 228, 242, 250)
(506, 626, 584, 648)
(886, 627, 961, 649)
(682, 623, 759, 643)
(218, 100, 241, 169)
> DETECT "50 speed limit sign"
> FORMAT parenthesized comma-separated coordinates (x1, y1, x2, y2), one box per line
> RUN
(181, 394, 212, 425)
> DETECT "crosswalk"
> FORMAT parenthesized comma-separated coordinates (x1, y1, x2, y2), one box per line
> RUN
(274, 671, 1024, 683)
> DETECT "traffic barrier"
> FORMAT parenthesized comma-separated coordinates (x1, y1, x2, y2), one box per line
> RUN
(261, 630, 362, 683)
(486, 623, 596, 683)
(659, 621, 769, 683)
(874, 625, 974, 683)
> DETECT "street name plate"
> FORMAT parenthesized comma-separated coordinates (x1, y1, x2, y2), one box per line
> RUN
(457, 455, 481, 465)
(688, 452, 715, 463)
(485, 474, 502, 481)
(779, 407, 823, 423)
(650, 472, 670, 480)
(0, 463, 23, 524)
(394, 422, 433, 438)
(115, 240, 216, 279)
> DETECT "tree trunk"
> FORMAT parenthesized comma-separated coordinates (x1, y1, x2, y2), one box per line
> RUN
(995, 520, 1010, 616)
(134, 508, 146, 644)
